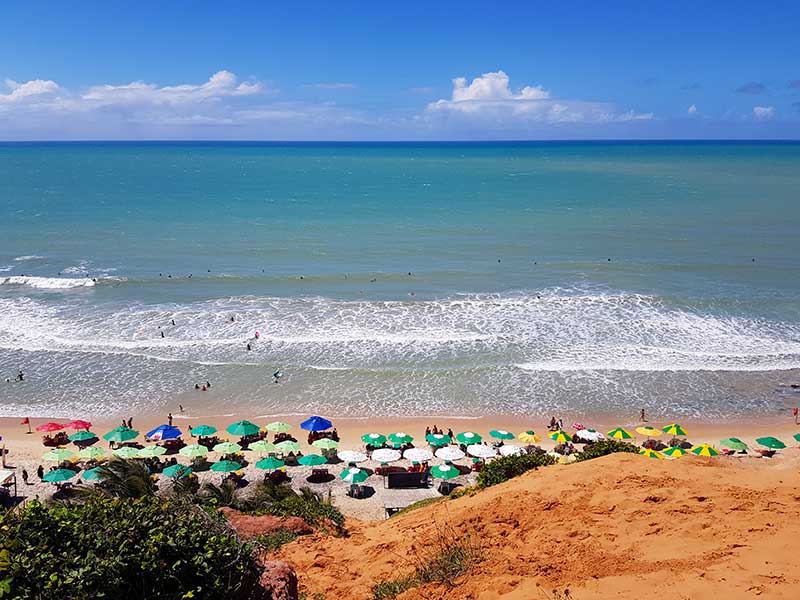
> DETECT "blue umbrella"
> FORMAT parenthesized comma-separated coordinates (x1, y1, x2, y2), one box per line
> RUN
(300, 416, 332, 431)
(145, 424, 182, 441)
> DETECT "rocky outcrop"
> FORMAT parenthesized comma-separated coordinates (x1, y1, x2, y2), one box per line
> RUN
(220, 507, 314, 540)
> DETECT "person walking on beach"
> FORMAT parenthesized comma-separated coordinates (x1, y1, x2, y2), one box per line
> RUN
(168, 413, 173, 426)
(793, 407, 798, 425)
(21, 469, 28, 485)
(36, 465, 44, 480)
(127, 417, 133, 429)
(640, 408, 646, 422)
(179, 404, 184, 413)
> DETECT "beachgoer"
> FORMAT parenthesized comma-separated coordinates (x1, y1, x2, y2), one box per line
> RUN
(127, 417, 133, 429)
(640, 408, 646, 422)
(447, 428, 454, 441)
(22, 469, 28, 485)
(206, 381, 211, 389)
(247, 342, 251, 351)
(230, 316, 235, 322)
(17, 370, 24, 381)
(179, 404, 184, 413)
(425, 427, 431, 436)
(171, 319, 175, 326)
(161, 331, 165, 338)
(201, 385, 207, 391)
(272, 370, 282, 383)
(168, 413, 173, 426)
(121, 418, 127, 427)
(36, 465, 44, 480)
(557, 418, 564, 430)
(255, 331, 260, 339)
(195, 383, 200, 390)
(794, 407, 799, 425)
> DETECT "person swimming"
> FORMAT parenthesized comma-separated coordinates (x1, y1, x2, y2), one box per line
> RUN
(272, 370, 283, 383)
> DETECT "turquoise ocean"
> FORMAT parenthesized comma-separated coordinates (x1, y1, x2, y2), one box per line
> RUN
(1, 141, 799, 419)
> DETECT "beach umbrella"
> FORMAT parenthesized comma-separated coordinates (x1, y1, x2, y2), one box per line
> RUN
(690, 444, 720, 457)
(607, 427, 633, 440)
(489, 429, 515, 440)
(499, 444, 523, 457)
(210, 460, 241, 473)
(213, 441, 242, 454)
(162, 464, 193, 478)
(43, 469, 76, 483)
(467, 444, 496, 459)
(275, 440, 302, 454)
(430, 464, 459, 480)
(456, 431, 481, 444)
(42, 448, 75, 462)
(298, 453, 327, 466)
(426, 433, 450, 447)
(575, 429, 603, 443)
(248, 440, 278, 453)
(113, 446, 141, 459)
(435, 447, 466, 461)
(403, 448, 433, 462)
(372, 448, 402, 463)
(137, 445, 167, 458)
(300, 416, 332, 431)
(794, 433, 800, 443)
(662, 423, 688, 436)
(361, 433, 386, 446)
(518, 430, 541, 444)
(265, 421, 292, 433)
(312, 438, 339, 450)
(549, 430, 571, 443)
(337, 450, 368, 463)
(639, 448, 664, 460)
(190, 424, 217, 437)
(66, 420, 92, 430)
(340, 467, 368, 484)
(662, 446, 688, 458)
(146, 424, 182, 441)
(720, 437, 748, 451)
(635, 426, 662, 438)
(226, 420, 260, 437)
(36, 422, 65, 433)
(68, 430, 98, 442)
(179, 444, 209, 458)
(82, 467, 103, 481)
(103, 426, 139, 443)
(77, 446, 105, 459)
(387, 432, 414, 445)
(255, 457, 285, 470)
(755, 436, 786, 449)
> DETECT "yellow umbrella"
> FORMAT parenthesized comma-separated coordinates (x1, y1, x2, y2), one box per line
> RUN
(549, 430, 571, 443)
(639, 448, 665, 460)
(607, 427, 633, 440)
(518, 430, 541, 444)
(662, 423, 688, 436)
(661, 446, 687, 458)
(635, 426, 662, 437)
(690, 444, 720, 457)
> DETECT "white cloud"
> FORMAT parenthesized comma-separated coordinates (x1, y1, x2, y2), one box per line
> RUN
(303, 83, 356, 90)
(0, 78, 61, 103)
(427, 70, 652, 124)
(687, 104, 698, 115)
(753, 105, 775, 120)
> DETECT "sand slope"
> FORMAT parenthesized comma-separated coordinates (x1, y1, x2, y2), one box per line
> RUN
(279, 452, 800, 599)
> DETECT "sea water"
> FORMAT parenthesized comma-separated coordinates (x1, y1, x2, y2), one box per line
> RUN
(1, 141, 799, 419)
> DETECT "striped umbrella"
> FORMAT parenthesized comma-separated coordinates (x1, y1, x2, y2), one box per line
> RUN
(456, 431, 481, 444)
(639, 448, 664, 460)
(662, 446, 688, 458)
(490, 429, 515, 441)
(361, 433, 387, 445)
(549, 430, 571, 443)
(77, 446, 105, 459)
(255, 457, 285, 470)
(42, 448, 75, 462)
(430, 464, 459, 480)
(690, 444, 720, 457)
(248, 440, 277, 453)
(179, 444, 209, 458)
(518, 431, 541, 444)
(755, 436, 786, 449)
(340, 467, 368, 484)
(607, 427, 633, 440)
(662, 423, 688, 436)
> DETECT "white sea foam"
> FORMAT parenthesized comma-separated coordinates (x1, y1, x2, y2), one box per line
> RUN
(0, 276, 96, 289)
(13, 255, 45, 262)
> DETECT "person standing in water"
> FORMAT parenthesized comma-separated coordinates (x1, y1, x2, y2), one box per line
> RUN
(272, 369, 283, 383)
(640, 408, 646, 422)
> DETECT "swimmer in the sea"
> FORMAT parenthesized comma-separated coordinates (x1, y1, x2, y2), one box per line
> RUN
(272, 370, 283, 383)
(247, 342, 251, 351)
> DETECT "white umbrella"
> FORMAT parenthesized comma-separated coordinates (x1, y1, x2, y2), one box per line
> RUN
(435, 447, 466, 461)
(337, 450, 368, 463)
(467, 444, 496, 459)
(498, 444, 523, 456)
(403, 448, 433, 462)
(576, 429, 604, 442)
(371, 448, 401, 463)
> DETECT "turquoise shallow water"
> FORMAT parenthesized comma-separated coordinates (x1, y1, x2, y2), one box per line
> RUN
(1, 141, 799, 419)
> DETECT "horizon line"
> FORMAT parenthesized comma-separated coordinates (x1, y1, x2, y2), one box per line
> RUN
(1, 138, 800, 144)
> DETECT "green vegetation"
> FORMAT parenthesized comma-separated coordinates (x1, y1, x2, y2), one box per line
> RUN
(0, 496, 258, 600)
(476, 452, 557, 488)
(253, 529, 299, 553)
(574, 440, 639, 462)
(389, 496, 444, 518)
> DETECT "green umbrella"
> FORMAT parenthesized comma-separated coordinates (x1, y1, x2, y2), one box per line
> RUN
(103, 426, 139, 443)
(607, 427, 633, 440)
(426, 433, 450, 447)
(720, 437, 748, 451)
(298, 453, 327, 466)
(275, 440, 301, 454)
(312, 438, 339, 450)
(456, 431, 481, 444)
(361, 433, 386, 445)
(489, 429, 515, 440)
(190, 424, 217, 437)
(77, 446, 106, 460)
(340, 467, 368, 483)
(266, 421, 292, 433)
(662, 423, 688, 436)
(226, 420, 260, 437)
(430, 464, 459, 480)
(388, 432, 414, 445)
(661, 446, 687, 458)
(213, 441, 242, 454)
(113, 446, 141, 459)
(255, 457, 285, 470)
(248, 440, 277, 453)
(179, 444, 209, 458)
(82, 467, 103, 481)
(43, 469, 76, 483)
(137, 445, 167, 458)
(210, 460, 241, 473)
(162, 464, 193, 478)
(68, 430, 98, 442)
(755, 436, 786, 449)
(42, 448, 75, 462)
(794, 433, 800, 443)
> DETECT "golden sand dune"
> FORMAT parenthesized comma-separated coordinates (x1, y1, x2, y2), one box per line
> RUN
(279, 452, 800, 599)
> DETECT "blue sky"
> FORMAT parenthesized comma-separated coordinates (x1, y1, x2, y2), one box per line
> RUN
(1, 1, 799, 140)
